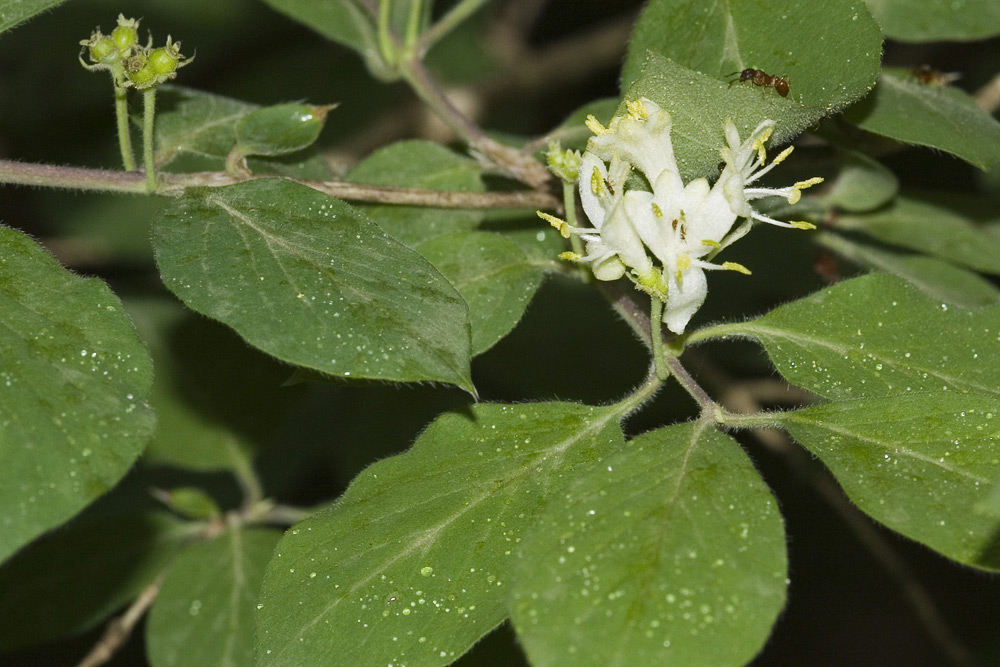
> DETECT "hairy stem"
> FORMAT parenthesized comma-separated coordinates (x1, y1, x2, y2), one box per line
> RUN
(650, 298, 669, 381)
(113, 79, 137, 171)
(142, 88, 158, 192)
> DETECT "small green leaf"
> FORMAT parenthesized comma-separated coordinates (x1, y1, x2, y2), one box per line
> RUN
(717, 273, 1000, 400)
(154, 86, 256, 168)
(235, 103, 335, 157)
(0, 0, 69, 33)
(146, 527, 282, 667)
(153, 179, 473, 392)
(622, 0, 882, 109)
(623, 54, 828, 182)
(844, 69, 1000, 170)
(152, 487, 221, 520)
(781, 393, 1000, 569)
(0, 225, 155, 563)
(510, 424, 787, 667)
(817, 231, 1000, 309)
(823, 151, 899, 213)
(346, 140, 485, 246)
(259, 0, 377, 59)
(834, 193, 1000, 275)
(415, 232, 543, 355)
(0, 512, 195, 650)
(256, 402, 626, 667)
(863, 0, 1000, 41)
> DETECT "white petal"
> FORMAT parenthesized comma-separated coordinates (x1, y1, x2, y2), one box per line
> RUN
(663, 265, 708, 334)
(602, 197, 653, 275)
(578, 153, 611, 229)
(588, 99, 677, 183)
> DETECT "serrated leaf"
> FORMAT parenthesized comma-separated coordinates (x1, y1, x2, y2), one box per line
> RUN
(834, 193, 1000, 275)
(622, 0, 882, 109)
(256, 402, 626, 667)
(152, 178, 473, 391)
(844, 69, 1000, 170)
(146, 527, 282, 667)
(510, 423, 786, 667)
(0, 225, 155, 563)
(818, 231, 1000, 309)
(622, 55, 829, 182)
(863, 0, 1000, 41)
(0, 512, 195, 650)
(415, 232, 543, 355)
(714, 273, 1000, 400)
(0, 0, 68, 33)
(781, 393, 1000, 569)
(346, 140, 484, 246)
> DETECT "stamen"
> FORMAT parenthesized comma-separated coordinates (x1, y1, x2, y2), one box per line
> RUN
(585, 114, 607, 136)
(536, 210, 572, 238)
(772, 146, 794, 164)
(651, 202, 664, 219)
(626, 99, 648, 121)
(558, 251, 582, 261)
(722, 261, 752, 275)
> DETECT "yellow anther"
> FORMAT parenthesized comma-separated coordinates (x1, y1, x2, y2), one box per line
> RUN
(773, 146, 794, 165)
(590, 166, 605, 196)
(626, 99, 648, 121)
(558, 251, 582, 261)
(677, 255, 692, 271)
(651, 202, 663, 219)
(794, 177, 824, 189)
(789, 221, 817, 230)
(536, 210, 571, 238)
(752, 126, 774, 164)
(722, 261, 752, 275)
(701, 239, 722, 249)
(585, 114, 607, 136)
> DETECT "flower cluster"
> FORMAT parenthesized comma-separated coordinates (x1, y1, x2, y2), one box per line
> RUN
(80, 14, 193, 90)
(544, 98, 822, 334)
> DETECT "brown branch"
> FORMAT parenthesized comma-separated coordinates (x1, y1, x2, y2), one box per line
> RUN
(0, 159, 560, 211)
(75, 571, 167, 667)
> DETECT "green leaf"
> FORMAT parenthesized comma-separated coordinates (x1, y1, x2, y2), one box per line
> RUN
(863, 0, 1000, 41)
(256, 402, 626, 667)
(346, 140, 485, 246)
(0, 512, 195, 650)
(781, 393, 1000, 569)
(817, 231, 1000, 309)
(622, 0, 882, 109)
(146, 527, 282, 667)
(0, 225, 155, 563)
(235, 103, 334, 157)
(715, 273, 1000, 400)
(822, 150, 898, 213)
(622, 54, 830, 182)
(835, 193, 1000, 275)
(510, 424, 787, 667)
(259, 0, 376, 57)
(155, 86, 255, 168)
(843, 69, 1000, 170)
(415, 232, 543, 355)
(0, 0, 68, 33)
(152, 178, 473, 392)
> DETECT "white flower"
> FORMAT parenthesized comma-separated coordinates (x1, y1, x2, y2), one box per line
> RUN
(543, 98, 822, 335)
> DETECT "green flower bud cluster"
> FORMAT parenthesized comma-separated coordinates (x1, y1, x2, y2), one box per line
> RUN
(80, 15, 192, 89)
(546, 141, 582, 184)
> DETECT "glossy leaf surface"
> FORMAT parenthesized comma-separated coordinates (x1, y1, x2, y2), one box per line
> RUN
(235, 103, 333, 157)
(863, 0, 1000, 41)
(153, 178, 473, 391)
(511, 424, 787, 667)
(0, 225, 155, 563)
(256, 402, 626, 667)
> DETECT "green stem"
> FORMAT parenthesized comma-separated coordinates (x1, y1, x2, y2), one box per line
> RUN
(415, 0, 490, 56)
(404, 0, 424, 51)
(111, 64, 136, 171)
(377, 0, 397, 67)
(650, 297, 669, 381)
(142, 88, 158, 193)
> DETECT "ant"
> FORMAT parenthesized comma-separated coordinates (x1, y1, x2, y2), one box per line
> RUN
(909, 64, 961, 87)
(728, 68, 790, 97)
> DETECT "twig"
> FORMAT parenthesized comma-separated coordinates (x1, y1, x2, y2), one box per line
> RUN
(973, 71, 1000, 113)
(0, 159, 559, 210)
(75, 570, 167, 667)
